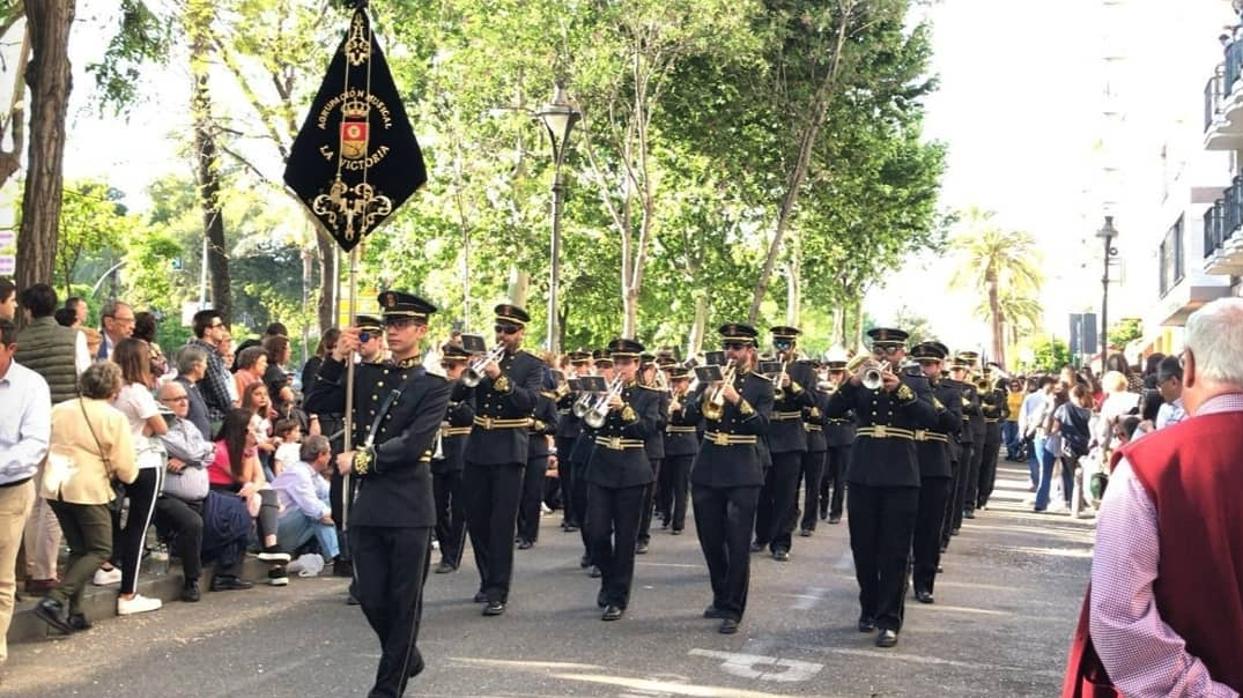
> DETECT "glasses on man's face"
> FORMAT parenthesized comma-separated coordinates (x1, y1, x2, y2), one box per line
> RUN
(774, 341, 792, 351)
(384, 316, 419, 330)
(722, 342, 746, 351)
(208, 321, 224, 329)
(494, 324, 519, 335)
(161, 396, 189, 403)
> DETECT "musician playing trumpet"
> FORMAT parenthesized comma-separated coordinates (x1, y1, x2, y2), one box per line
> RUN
(659, 365, 699, 535)
(826, 326, 937, 649)
(583, 339, 661, 621)
(682, 323, 774, 635)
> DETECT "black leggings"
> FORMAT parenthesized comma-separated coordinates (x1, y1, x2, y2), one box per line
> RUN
(114, 468, 164, 595)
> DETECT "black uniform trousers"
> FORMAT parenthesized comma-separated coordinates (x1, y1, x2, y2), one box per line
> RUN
(655, 458, 674, 523)
(555, 436, 579, 527)
(941, 457, 961, 550)
(847, 483, 919, 632)
(350, 524, 431, 698)
(572, 459, 593, 556)
(661, 455, 694, 531)
(977, 424, 1002, 508)
(754, 452, 802, 552)
(962, 430, 986, 515)
(798, 450, 826, 532)
(517, 455, 548, 544)
(432, 471, 467, 569)
(820, 446, 850, 520)
(464, 462, 524, 603)
(692, 484, 760, 621)
(913, 477, 952, 595)
(952, 440, 975, 529)
(586, 483, 646, 609)
(636, 458, 662, 545)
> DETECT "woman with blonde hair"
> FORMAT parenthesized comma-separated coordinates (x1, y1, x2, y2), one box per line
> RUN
(35, 362, 138, 633)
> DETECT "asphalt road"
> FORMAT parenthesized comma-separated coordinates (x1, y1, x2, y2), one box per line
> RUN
(1, 461, 1094, 697)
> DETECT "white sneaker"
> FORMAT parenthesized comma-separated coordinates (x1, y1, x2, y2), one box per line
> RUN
(117, 594, 162, 616)
(92, 567, 122, 586)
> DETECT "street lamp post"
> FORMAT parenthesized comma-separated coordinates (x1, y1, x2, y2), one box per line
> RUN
(535, 83, 581, 355)
(1097, 215, 1119, 369)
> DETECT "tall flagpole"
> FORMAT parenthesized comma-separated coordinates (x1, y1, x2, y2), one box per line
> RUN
(342, 245, 360, 531)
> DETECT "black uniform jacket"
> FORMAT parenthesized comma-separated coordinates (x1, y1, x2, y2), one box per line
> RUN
(663, 390, 701, 458)
(981, 387, 1010, 423)
(949, 379, 980, 444)
(462, 349, 544, 465)
(686, 368, 775, 488)
(642, 387, 670, 461)
(916, 378, 963, 479)
(804, 388, 829, 455)
(555, 388, 582, 442)
(305, 356, 452, 528)
(431, 387, 475, 475)
(827, 367, 937, 488)
(528, 391, 559, 459)
(585, 381, 661, 489)
(768, 360, 818, 455)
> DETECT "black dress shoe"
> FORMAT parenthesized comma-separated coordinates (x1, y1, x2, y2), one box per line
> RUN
(703, 605, 728, 619)
(635, 540, 649, 555)
(482, 600, 506, 616)
(588, 565, 602, 578)
(857, 616, 876, 633)
(828, 516, 841, 525)
(182, 581, 201, 603)
(719, 618, 739, 634)
(565, 524, 579, 532)
(406, 649, 425, 678)
(434, 561, 457, 574)
(937, 564, 944, 573)
(602, 605, 624, 621)
(67, 612, 92, 632)
(915, 590, 934, 604)
(875, 629, 899, 648)
(34, 598, 72, 633)
(749, 541, 764, 553)
(799, 528, 812, 537)
(579, 554, 591, 569)
(210, 575, 254, 592)
(963, 510, 976, 520)
(473, 591, 487, 603)
(346, 593, 361, 606)
(818, 508, 828, 521)
(597, 590, 608, 608)
(670, 528, 683, 535)
(517, 540, 533, 550)
(772, 549, 790, 562)
(332, 558, 353, 578)
(950, 527, 960, 536)
(661, 520, 670, 530)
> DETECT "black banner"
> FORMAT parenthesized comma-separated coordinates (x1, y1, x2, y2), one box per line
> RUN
(284, 7, 427, 252)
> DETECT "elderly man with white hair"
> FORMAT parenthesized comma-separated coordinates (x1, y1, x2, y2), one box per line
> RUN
(1063, 297, 1243, 697)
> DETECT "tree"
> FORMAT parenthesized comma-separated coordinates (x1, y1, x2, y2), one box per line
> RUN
(950, 208, 1042, 370)
(1018, 334, 1072, 375)
(0, 3, 29, 191)
(1108, 317, 1142, 348)
(15, 0, 74, 296)
(54, 181, 132, 296)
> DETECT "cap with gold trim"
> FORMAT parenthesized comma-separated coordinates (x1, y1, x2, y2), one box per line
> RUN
(592, 349, 614, 367)
(770, 325, 801, 341)
(378, 291, 436, 322)
(494, 304, 530, 328)
(910, 341, 949, 361)
(951, 350, 979, 370)
(355, 314, 383, 334)
(568, 349, 592, 365)
(607, 338, 645, 358)
(867, 327, 909, 348)
(442, 345, 471, 362)
(718, 323, 759, 346)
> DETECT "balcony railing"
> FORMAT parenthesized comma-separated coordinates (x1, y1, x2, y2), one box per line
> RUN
(1206, 65, 1225, 132)
(1204, 174, 1243, 259)
(1159, 216, 1184, 298)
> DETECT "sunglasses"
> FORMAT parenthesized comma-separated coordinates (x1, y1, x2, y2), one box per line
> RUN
(494, 324, 520, 335)
(773, 340, 793, 350)
(384, 316, 420, 329)
(722, 342, 748, 351)
(208, 321, 224, 329)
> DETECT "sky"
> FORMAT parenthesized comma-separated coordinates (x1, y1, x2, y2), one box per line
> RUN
(8, 0, 1232, 351)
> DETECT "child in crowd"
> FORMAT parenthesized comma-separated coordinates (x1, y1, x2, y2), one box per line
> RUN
(272, 418, 303, 477)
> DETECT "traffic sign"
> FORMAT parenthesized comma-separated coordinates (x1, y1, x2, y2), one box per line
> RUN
(0, 255, 14, 275)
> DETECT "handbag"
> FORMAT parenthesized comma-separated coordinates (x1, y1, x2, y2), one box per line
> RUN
(78, 397, 127, 513)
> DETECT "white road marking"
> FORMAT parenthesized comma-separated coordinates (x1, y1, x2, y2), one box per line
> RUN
(688, 648, 823, 683)
(552, 672, 795, 698)
(918, 604, 1008, 616)
(636, 561, 704, 569)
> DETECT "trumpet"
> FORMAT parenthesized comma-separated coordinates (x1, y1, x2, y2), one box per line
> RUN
(462, 344, 506, 387)
(571, 391, 595, 418)
(584, 376, 625, 429)
(862, 361, 892, 391)
(703, 360, 737, 421)
(652, 364, 671, 392)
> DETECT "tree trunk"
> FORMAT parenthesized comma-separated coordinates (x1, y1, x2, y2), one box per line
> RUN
(16, 0, 74, 296)
(747, 1, 854, 324)
(0, 24, 30, 193)
(685, 294, 707, 360)
(188, 3, 231, 323)
(830, 304, 844, 348)
(986, 271, 1005, 369)
(785, 233, 801, 327)
(315, 227, 335, 332)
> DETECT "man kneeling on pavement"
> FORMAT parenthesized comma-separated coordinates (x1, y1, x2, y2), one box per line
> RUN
(269, 435, 340, 567)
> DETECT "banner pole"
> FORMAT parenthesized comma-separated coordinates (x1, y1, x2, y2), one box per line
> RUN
(342, 245, 360, 532)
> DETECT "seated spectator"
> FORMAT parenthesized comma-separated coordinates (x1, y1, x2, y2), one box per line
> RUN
(65, 296, 88, 327)
(208, 409, 290, 585)
(109, 338, 168, 616)
(301, 329, 339, 398)
(269, 435, 339, 564)
(272, 418, 303, 476)
(81, 327, 102, 360)
(262, 335, 292, 399)
(133, 311, 169, 379)
(233, 346, 268, 401)
(154, 381, 210, 601)
(53, 307, 77, 328)
(241, 382, 276, 476)
(264, 322, 288, 339)
(173, 345, 212, 439)
(36, 362, 138, 634)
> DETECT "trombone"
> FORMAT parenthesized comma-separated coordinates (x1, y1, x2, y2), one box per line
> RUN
(462, 344, 506, 387)
(584, 376, 625, 429)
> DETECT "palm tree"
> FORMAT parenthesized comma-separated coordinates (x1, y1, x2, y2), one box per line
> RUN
(950, 208, 1043, 369)
(976, 288, 1043, 350)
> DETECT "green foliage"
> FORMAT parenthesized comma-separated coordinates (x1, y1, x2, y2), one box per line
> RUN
(54, 181, 136, 297)
(1018, 334, 1072, 375)
(1108, 317, 1142, 348)
(88, 0, 174, 113)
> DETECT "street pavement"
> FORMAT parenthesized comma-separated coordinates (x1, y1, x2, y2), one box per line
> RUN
(1, 461, 1095, 697)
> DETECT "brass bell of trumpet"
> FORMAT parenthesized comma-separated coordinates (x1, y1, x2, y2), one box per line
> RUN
(462, 344, 506, 387)
(584, 376, 625, 429)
